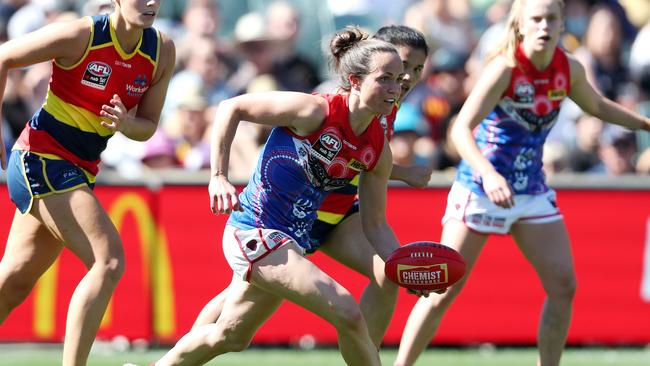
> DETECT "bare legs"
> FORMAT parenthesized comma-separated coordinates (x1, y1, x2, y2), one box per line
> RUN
(158, 242, 381, 366)
(0, 211, 63, 323)
(511, 221, 576, 366)
(191, 213, 398, 348)
(395, 219, 576, 366)
(0, 187, 125, 366)
(319, 213, 399, 347)
(394, 219, 488, 366)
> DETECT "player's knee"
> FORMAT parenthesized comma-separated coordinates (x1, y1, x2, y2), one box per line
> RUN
(92, 255, 126, 285)
(224, 337, 251, 353)
(214, 327, 252, 353)
(331, 296, 366, 332)
(547, 272, 577, 301)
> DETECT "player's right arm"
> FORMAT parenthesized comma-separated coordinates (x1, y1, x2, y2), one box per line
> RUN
(0, 17, 91, 170)
(208, 92, 328, 214)
(390, 164, 433, 188)
(450, 56, 514, 208)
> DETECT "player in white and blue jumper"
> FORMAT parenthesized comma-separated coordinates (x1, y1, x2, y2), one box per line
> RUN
(396, 1, 650, 366)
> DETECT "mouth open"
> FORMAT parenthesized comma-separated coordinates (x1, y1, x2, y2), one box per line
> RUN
(539, 35, 551, 41)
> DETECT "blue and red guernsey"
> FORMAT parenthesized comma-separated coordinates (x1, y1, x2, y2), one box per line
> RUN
(228, 93, 386, 250)
(457, 45, 571, 195)
(315, 104, 397, 225)
(15, 14, 160, 176)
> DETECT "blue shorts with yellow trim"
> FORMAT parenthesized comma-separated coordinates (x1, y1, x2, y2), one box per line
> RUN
(7, 150, 94, 214)
(307, 200, 360, 254)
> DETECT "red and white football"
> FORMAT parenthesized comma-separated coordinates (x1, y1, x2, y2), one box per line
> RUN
(384, 241, 466, 291)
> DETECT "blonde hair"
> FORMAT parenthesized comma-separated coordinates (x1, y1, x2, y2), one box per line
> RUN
(488, 0, 565, 65)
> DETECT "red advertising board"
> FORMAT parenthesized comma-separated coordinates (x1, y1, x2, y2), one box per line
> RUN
(0, 184, 648, 346)
(0, 186, 155, 342)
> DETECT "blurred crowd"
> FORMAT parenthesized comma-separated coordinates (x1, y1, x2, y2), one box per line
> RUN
(1, 0, 650, 180)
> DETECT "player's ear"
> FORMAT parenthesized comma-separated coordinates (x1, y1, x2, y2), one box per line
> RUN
(348, 74, 362, 91)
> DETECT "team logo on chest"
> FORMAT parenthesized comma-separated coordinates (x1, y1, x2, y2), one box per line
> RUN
(81, 61, 112, 90)
(311, 132, 342, 163)
(514, 81, 535, 104)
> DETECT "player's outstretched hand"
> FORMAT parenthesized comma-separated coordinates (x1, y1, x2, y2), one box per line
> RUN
(100, 94, 128, 132)
(209, 174, 242, 215)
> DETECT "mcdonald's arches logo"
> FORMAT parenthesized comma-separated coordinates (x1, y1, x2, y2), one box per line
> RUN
(31, 191, 176, 339)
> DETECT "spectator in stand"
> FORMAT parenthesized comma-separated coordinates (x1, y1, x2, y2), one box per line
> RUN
(226, 12, 279, 95)
(592, 126, 638, 175)
(574, 5, 629, 102)
(141, 130, 178, 169)
(567, 114, 604, 172)
(403, 0, 476, 56)
(175, 0, 221, 65)
(265, 1, 321, 93)
(162, 36, 233, 120)
(166, 92, 211, 171)
(562, 0, 590, 49)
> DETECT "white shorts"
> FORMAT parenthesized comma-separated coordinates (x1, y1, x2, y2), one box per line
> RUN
(222, 225, 305, 281)
(442, 182, 563, 234)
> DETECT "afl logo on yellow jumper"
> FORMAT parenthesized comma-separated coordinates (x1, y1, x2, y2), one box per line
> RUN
(81, 61, 112, 90)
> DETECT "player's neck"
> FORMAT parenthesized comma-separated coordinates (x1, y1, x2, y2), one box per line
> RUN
(523, 45, 555, 71)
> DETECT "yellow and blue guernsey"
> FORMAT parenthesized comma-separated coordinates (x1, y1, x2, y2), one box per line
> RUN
(15, 14, 160, 177)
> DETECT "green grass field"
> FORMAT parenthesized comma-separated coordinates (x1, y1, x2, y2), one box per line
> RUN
(0, 344, 648, 366)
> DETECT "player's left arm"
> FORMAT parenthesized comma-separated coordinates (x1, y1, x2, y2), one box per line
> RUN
(101, 32, 176, 140)
(568, 55, 650, 132)
(359, 141, 401, 261)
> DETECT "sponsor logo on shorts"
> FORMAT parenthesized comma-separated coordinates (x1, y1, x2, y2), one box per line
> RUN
(267, 231, 288, 247)
(397, 263, 448, 285)
(468, 213, 506, 228)
(81, 61, 112, 90)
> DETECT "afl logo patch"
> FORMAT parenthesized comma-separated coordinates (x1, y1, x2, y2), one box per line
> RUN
(514, 82, 535, 104)
(320, 133, 342, 151)
(81, 61, 112, 90)
(311, 132, 342, 163)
